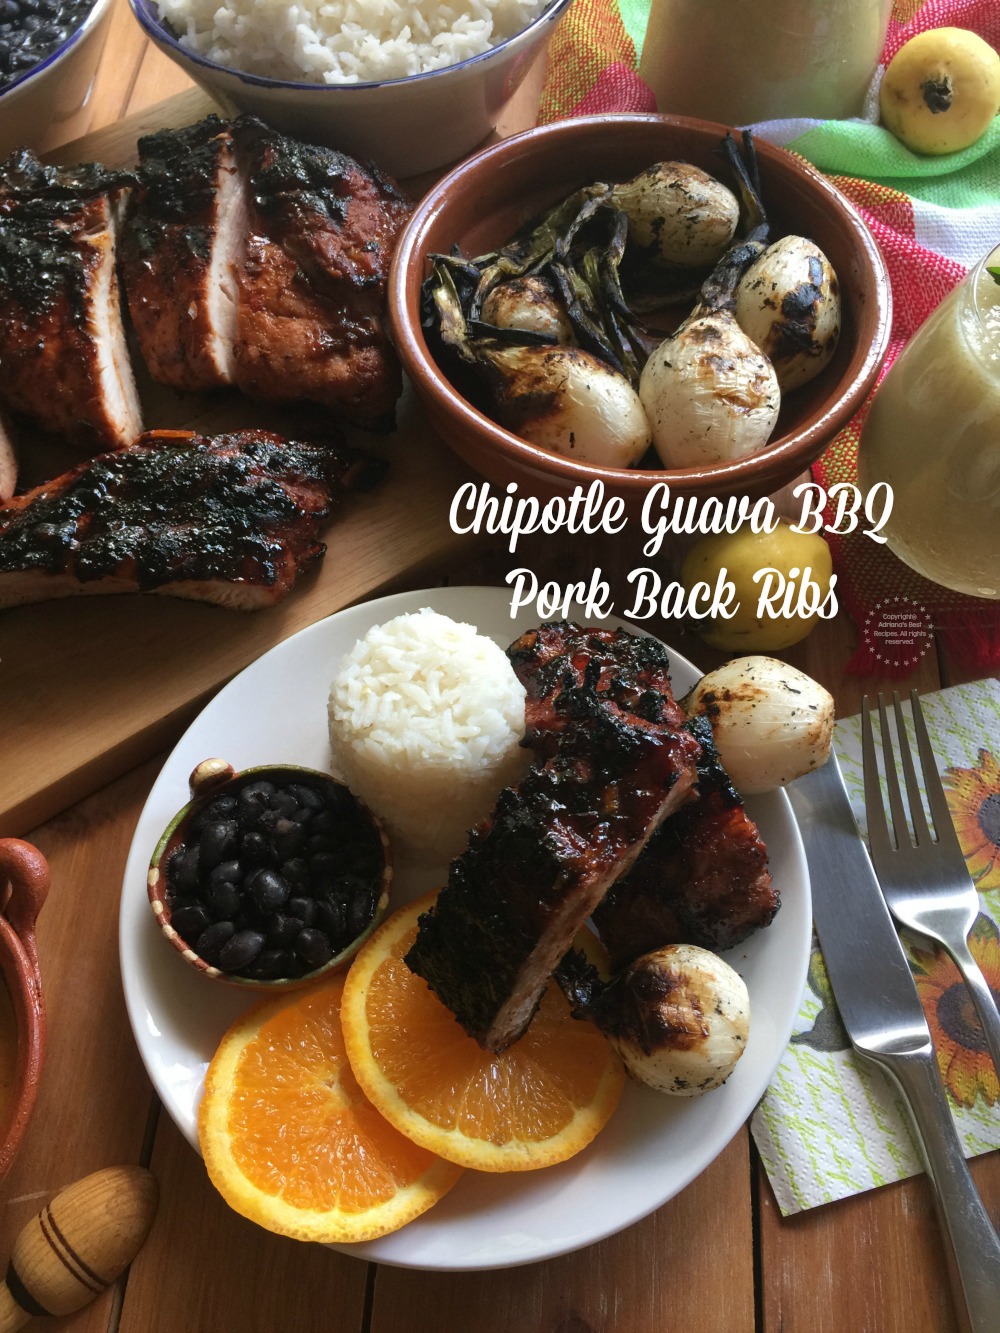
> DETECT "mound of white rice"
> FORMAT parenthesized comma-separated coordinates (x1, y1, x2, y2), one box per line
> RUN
(157, 0, 550, 85)
(328, 608, 529, 864)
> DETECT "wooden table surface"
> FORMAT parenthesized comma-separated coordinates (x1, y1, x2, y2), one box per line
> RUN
(2, 4, 998, 1330)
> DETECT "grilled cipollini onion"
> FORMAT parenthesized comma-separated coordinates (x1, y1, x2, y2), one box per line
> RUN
(735, 235, 841, 392)
(485, 343, 653, 467)
(682, 655, 835, 795)
(479, 275, 575, 343)
(594, 945, 751, 1096)
(610, 162, 740, 269)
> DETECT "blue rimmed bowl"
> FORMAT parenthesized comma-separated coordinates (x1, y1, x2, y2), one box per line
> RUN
(0, 0, 116, 158)
(128, 0, 572, 176)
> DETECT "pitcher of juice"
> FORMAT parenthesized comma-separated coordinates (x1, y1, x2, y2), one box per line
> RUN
(640, 0, 892, 124)
(857, 245, 1000, 599)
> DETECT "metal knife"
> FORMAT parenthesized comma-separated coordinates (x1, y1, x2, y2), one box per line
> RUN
(787, 754, 1000, 1333)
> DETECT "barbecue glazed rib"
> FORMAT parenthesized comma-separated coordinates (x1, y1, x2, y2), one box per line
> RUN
(122, 117, 247, 392)
(0, 150, 142, 451)
(0, 428, 384, 611)
(405, 622, 700, 1052)
(592, 715, 779, 967)
(230, 117, 412, 430)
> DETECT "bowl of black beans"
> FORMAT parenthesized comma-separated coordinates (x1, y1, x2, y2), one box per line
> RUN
(147, 758, 392, 990)
(0, 0, 115, 158)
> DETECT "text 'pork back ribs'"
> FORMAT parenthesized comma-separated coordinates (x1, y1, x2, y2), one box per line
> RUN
(0, 428, 384, 611)
(405, 622, 700, 1052)
(0, 150, 142, 452)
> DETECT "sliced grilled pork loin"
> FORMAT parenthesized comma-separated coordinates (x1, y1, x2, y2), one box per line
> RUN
(0, 427, 385, 611)
(405, 623, 700, 1052)
(121, 117, 247, 391)
(230, 117, 412, 431)
(0, 150, 142, 451)
(591, 716, 778, 966)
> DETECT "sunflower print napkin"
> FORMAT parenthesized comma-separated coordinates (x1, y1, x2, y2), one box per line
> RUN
(751, 678, 1000, 1215)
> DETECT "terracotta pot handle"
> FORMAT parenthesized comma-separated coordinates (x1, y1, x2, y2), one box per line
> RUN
(0, 840, 49, 983)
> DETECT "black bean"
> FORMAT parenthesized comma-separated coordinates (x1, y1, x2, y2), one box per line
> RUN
(241, 780, 276, 802)
(272, 817, 306, 859)
(200, 819, 237, 872)
(348, 887, 377, 938)
(249, 868, 290, 914)
(296, 929, 333, 972)
(240, 831, 271, 866)
(287, 896, 317, 927)
(266, 914, 303, 948)
(281, 857, 310, 891)
(288, 783, 324, 812)
(170, 902, 211, 942)
(195, 920, 236, 964)
(207, 881, 242, 921)
(310, 852, 339, 889)
(218, 929, 266, 973)
(270, 789, 298, 818)
(168, 844, 200, 895)
(208, 859, 242, 887)
(244, 949, 294, 981)
(315, 896, 347, 945)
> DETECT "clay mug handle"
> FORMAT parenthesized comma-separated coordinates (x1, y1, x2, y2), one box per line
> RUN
(0, 841, 50, 989)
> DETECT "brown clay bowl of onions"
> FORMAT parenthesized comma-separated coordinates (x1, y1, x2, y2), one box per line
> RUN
(390, 113, 891, 506)
(147, 759, 392, 990)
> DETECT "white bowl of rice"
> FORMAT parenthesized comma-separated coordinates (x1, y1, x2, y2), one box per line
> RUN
(129, 0, 572, 176)
(327, 608, 531, 866)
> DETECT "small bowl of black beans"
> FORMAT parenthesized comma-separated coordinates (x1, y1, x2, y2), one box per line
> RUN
(0, 0, 116, 158)
(147, 758, 392, 990)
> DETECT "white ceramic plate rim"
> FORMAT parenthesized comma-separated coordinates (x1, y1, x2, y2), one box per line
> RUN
(119, 586, 811, 1271)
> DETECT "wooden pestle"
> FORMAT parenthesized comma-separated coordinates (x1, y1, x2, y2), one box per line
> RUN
(0, 1166, 158, 1331)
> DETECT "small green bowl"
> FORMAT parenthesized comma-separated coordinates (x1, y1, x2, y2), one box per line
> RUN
(147, 758, 392, 991)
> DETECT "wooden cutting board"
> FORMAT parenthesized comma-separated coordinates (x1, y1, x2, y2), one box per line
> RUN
(0, 93, 498, 837)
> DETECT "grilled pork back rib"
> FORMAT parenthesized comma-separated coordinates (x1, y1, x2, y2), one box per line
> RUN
(0, 428, 384, 611)
(230, 117, 412, 431)
(0, 150, 142, 451)
(405, 622, 700, 1052)
(591, 715, 779, 966)
(122, 117, 247, 392)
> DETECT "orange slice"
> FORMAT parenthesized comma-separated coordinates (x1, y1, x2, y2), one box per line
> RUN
(198, 974, 462, 1242)
(341, 891, 625, 1172)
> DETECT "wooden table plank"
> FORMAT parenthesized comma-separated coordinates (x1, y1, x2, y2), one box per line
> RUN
(0, 761, 162, 1332)
(369, 1136, 755, 1333)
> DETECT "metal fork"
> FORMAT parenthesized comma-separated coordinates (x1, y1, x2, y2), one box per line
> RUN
(863, 690, 1000, 1080)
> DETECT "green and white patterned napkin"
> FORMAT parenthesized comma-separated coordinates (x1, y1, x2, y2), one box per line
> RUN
(751, 679, 1000, 1215)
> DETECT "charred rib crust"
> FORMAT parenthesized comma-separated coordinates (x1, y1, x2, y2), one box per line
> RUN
(0, 428, 385, 605)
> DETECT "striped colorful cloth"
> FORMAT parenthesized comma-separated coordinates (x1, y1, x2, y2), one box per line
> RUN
(537, 0, 1000, 675)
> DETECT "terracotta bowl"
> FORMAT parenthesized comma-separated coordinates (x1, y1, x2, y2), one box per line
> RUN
(147, 759, 392, 991)
(0, 840, 48, 1181)
(389, 113, 892, 506)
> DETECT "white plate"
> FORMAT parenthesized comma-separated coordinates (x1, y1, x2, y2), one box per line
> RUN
(119, 585, 811, 1271)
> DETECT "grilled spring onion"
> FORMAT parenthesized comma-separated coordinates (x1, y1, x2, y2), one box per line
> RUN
(638, 133, 782, 468)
